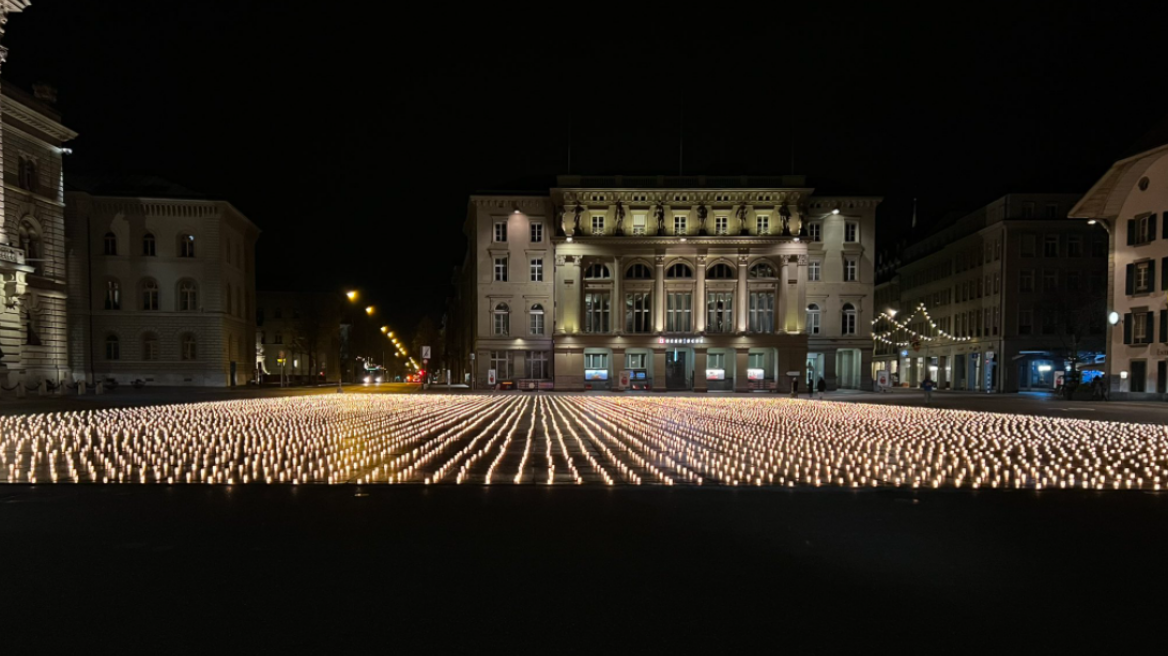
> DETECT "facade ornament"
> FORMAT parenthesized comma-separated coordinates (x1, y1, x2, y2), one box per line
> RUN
(555, 255, 567, 266)
(735, 204, 749, 234)
(572, 202, 583, 236)
(654, 202, 666, 235)
(779, 203, 792, 236)
(555, 205, 566, 236)
(614, 199, 626, 236)
(797, 254, 809, 266)
(696, 204, 708, 235)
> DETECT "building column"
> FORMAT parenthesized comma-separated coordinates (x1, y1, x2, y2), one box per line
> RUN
(734, 347, 750, 392)
(779, 258, 791, 332)
(795, 254, 808, 333)
(693, 347, 708, 392)
(654, 255, 665, 332)
(695, 253, 707, 332)
(555, 255, 582, 333)
(652, 348, 667, 391)
(612, 255, 622, 333)
(736, 253, 749, 333)
(611, 347, 625, 386)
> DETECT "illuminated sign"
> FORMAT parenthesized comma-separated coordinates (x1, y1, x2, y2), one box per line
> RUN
(747, 368, 765, 381)
(658, 337, 706, 344)
(585, 369, 609, 381)
(706, 369, 725, 381)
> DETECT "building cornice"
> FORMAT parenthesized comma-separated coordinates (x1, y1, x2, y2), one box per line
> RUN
(552, 236, 805, 247)
(1, 95, 77, 143)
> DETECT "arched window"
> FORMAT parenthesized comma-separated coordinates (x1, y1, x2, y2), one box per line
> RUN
(666, 263, 693, 278)
(103, 232, 117, 256)
(530, 303, 545, 335)
(178, 280, 198, 311)
(749, 262, 776, 278)
(142, 333, 159, 361)
(225, 285, 232, 314)
(493, 302, 510, 336)
(625, 263, 653, 279)
(584, 263, 611, 280)
(842, 303, 857, 335)
(105, 334, 120, 360)
(707, 263, 735, 279)
(104, 279, 121, 310)
(181, 334, 197, 361)
(142, 232, 156, 256)
(17, 156, 37, 192)
(178, 233, 196, 258)
(18, 220, 41, 274)
(141, 278, 159, 311)
(807, 304, 821, 335)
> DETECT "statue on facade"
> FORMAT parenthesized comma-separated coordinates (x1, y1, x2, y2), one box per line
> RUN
(555, 205, 567, 236)
(697, 204, 708, 235)
(572, 202, 583, 236)
(614, 199, 626, 236)
(779, 203, 792, 236)
(735, 204, 749, 234)
(654, 202, 666, 235)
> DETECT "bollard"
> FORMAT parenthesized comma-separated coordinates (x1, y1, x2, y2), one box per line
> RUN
(78, 380, 86, 395)
(95, 381, 104, 395)
(38, 380, 47, 396)
(16, 382, 26, 399)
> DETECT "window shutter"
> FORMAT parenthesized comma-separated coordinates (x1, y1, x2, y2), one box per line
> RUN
(1151, 215, 1159, 243)
(1160, 310, 1167, 343)
(1128, 220, 1136, 245)
(1147, 313, 1155, 343)
(1126, 263, 1135, 295)
(1124, 314, 1133, 344)
(1152, 260, 1159, 292)
(1162, 257, 1168, 291)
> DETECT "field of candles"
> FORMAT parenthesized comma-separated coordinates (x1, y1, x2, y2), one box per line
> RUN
(1, 393, 1166, 489)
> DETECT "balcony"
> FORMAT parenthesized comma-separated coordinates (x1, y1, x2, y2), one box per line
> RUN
(0, 244, 26, 267)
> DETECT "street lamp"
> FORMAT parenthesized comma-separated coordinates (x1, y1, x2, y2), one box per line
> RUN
(365, 306, 375, 316)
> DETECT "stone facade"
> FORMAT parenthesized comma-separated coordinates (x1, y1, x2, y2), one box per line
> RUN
(256, 290, 342, 384)
(64, 183, 259, 386)
(455, 175, 879, 392)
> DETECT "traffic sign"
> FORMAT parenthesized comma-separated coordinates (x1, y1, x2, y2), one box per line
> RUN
(422, 346, 431, 360)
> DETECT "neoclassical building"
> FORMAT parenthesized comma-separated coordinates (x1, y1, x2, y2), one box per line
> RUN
(0, 80, 77, 386)
(65, 177, 259, 386)
(455, 175, 879, 392)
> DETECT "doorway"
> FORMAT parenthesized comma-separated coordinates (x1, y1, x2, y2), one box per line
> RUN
(666, 349, 690, 390)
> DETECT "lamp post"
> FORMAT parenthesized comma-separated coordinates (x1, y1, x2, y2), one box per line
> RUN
(338, 291, 363, 393)
(1089, 219, 1115, 397)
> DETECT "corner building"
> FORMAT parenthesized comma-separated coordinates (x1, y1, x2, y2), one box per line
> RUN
(459, 175, 879, 392)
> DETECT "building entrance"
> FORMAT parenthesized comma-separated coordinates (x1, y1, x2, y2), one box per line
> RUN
(666, 350, 690, 390)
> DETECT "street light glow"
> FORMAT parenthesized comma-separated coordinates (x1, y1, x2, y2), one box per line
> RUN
(365, 306, 375, 316)
(346, 291, 358, 301)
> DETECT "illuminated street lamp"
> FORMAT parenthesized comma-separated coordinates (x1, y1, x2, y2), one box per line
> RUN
(365, 306, 375, 316)
(380, 326, 388, 333)
(346, 291, 358, 301)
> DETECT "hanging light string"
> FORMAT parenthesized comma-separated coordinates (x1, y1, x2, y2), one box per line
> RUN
(871, 302, 974, 345)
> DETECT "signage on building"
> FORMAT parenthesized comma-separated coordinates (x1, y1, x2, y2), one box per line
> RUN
(876, 370, 890, 388)
(585, 369, 609, 381)
(706, 369, 725, 381)
(487, 369, 496, 385)
(658, 337, 706, 345)
(747, 368, 765, 381)
(619, 370, 631, 389)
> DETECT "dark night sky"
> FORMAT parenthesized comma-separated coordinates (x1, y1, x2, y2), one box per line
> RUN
(5, 2, 1166, 333)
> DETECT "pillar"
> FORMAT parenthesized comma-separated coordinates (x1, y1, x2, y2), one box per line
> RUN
(695, 254, 707, 332)
(652, 348, 667, 391)
(611, 347, 625, 387)
(734, 348, 750, 392)
(654, 255, 665, 332)
(693, 348, 708, 392)
(736, 253, 749, 333)
(612, 255, 622, 333)
(779, 258, 791, 332)
(795, 255, 808, 333)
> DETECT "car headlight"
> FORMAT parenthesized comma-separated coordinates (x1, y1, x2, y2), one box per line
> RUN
(363, 376, 371, 384)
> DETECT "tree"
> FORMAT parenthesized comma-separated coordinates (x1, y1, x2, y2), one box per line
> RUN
(1035, 279, 1106, 397)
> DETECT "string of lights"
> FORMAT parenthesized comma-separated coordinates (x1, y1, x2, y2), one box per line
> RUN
(871, 302, 975, 345)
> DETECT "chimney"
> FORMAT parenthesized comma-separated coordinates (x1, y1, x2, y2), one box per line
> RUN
(32, 82, 57, 104)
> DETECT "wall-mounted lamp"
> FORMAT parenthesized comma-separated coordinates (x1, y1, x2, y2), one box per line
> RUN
(1108, 311, 1120, 325)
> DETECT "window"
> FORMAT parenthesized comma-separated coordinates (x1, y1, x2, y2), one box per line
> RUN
(584, 292, 610, 333)
(806, 222, 822, 242)
(715, 216, 728, 235)
(667, 292, 692, 332)
(179, 234, 196, 257)
(708, 352, 726, 370)
(1091, 239, 1107, 258)
(530, 258, 543, 282)
(592, 216, 605, 235)
(1022, 202, 1035, 218)
(530, 222, 543, 243)
(707, 263, 735, 279)
(584, 263, 611, 279)
(749, 291, 774, 333)
(104, 232, 117, 256)
(179, 280, 198, 311)
(625, 292, 652, 333)
(845, 222, 858, 243)
(1133, 261, 1152, 294)
(756, 215, 770, 235)
(994, 274, 1001, 294)
(809, 261, 821, 281)
(844, 258, 858, 282)
(626, 353, 647, 369)
(494, 222, 507, 242)
(1043, 270, 1058, 292)
(841, 303, 857, 335)
(806, 304, 821, 335)
(494, 257, 508, 282)
(1042, 309, 1057, 335)
(1129, 214, 1156, 245)
(142, 334, 159, 361)
(1068, 235, 1082, 257)
(748, 352, 765, 369)
(584, 353, 608, 370)
(1133, 312, 1150, 344)
(526, 351, 549, 379)
(1020, 270, 1034, 292)
(490, 351, 512, 379)
(530, 304, 545, 335)
(1045, 203, 1059, 219)
(275, 332, 284, 345)
(104, 279, 121, 310)
(674, 216, 687, 235)
(626, 263, 653, 279)
(1018, 310, 1033, 335)
(1131, 360, 1148, 393)
(1021, 235, 1036, 257)
(17, 156, 38, 192)
(226, 285, 232, 315)
(141, 278, 159, 311)
(493, 303, 510, 336)
(632, 214, 646, 235)
(1043, 234, 1059, 257)
(105, 335, 120, 360)
(666, 263, 693, 278)
(18, 221, 42, 274)
(142, 233, 156, 256)
(749, 262, 775, 278)
(707, 292, 734, 333)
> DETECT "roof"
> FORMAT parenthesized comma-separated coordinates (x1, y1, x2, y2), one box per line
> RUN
(66, 174, 207, 200)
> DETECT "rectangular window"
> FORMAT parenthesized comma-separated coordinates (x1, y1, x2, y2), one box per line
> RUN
(715, 216, 728, 235)
(1021, 234, 1036, 257)
(494, 221, 507, 242)
(845, 222, 858, 243)
(756, 216, 770, 235)
(632, 214, 646, 235)
(749, 291, 774, 333)
(584, 292, 611, 333)
(1136, 261, 1151, 293)
(708, 352, 726, 370)
(1019, 309, 1033, 335)
(707, 292, 734, 333)
(526, 351, 549, 379)
(530, 222, 543, 243)
(844, 258, 858, 282)
(809, 261, 821, 281)
(592, 215, 605, 235)
(1045, 203, 1058, 218)
(530, 258, 543, 282)
(994, 274, 1001, 294)
(666, 292, 692, 332)
(1067, 271, 1081, 291)
(1042, 309, 1057, 335)
(674, 216, 687, 235)
(529, 307, 544, 335)
(1044, 234, 1059, 257)
(1022, 201, 1035, 219)
(806, 223, 822, 242)
(1020, 270, 1034, 292)
(806, 308, 821, 335)
(494, 257, 507, 282)
(1043, 270, 1058, 292)
(1092, 238, 1107, 257)
(490, 351, 512, 379)
(1134, 312, 1150, 344)
(1068, 235, 1082, 257)
(748, 352, 764, 369)
(584, 353, 608, 369)
(626, 292, 653, 333)
(493, 306, 509, 336)
(626, 353, 647, 369)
